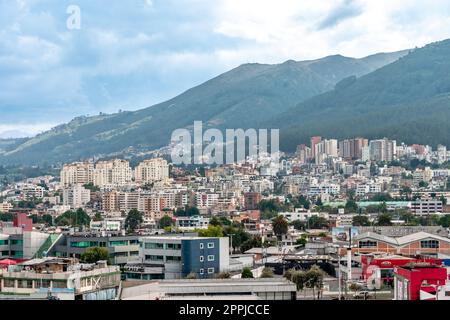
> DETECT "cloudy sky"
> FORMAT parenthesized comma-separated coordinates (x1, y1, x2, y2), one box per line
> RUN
(2, 0, 450, 137)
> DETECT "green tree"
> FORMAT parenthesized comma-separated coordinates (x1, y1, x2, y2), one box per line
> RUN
(352, 215, 370, 226)
(0, 212, 14, 222)
(80, 247, 110, 264)
(296, 234, 308, 246)
(439, 215, 450, 227)
(345, 200, 358, 213)
(197, 225, 224, 237)
(93, 212, 103, 222)
(304, 265, 325, 300)
(241, 267, 254, 279)
(209, 216, 221, 226)
(272, 215, 288, 238)
(125, 209, 143, 233)
(55, 209, 91, 227)
(307, 216, 329, 229)
(291, 220, 306, 231)
(377, 213, 392, 226)
(159, 215, 174, 229)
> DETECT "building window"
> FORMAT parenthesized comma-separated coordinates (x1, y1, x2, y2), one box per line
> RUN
(10, 250, 23, 258)
(166, 243, 181, 250)
(207, 255, 215, 262)
(144, 242, 164, 250)
(145, 255, 164, 262)
(200, 243, 204, 249)
(11, 239, 23, 245)
(109, 241, 128, 246)
(421, 240, 440, 249)
(3, 279, 15, 288)
(358, 241, 377, 248)
(207, 242, 214, 249)
(0, 240, 9, 245)
(208, 268, 215, 274)
(18, 280, 33, 289)
(71, 241, 98, 248)
(200, 256, 204, 262)
(166, 256, 181, 263)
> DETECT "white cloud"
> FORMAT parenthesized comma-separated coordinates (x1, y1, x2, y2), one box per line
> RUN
(2, 0, 450, 129)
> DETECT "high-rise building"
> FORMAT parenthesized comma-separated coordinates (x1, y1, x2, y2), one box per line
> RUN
(135, 158, 169, 184)
(60, 162, 94, 187)
(93, 159, 132, 187)
(339, 138, 368, 160)
(63, 184, 91, 209)
(369, 138, 396, 162)
(296, 144, 312, 164)
(310, 136, 322, 159)
(244, 192, 261, 211)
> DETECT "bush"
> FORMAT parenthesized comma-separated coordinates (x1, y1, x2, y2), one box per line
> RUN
(241, 267, 254, 279)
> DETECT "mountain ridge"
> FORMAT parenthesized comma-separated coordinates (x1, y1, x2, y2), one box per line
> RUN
(0, 50, 410, 165)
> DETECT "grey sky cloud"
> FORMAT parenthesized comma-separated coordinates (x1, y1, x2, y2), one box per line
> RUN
(317, 0, 363, 30)
(2, 0, 450, 131)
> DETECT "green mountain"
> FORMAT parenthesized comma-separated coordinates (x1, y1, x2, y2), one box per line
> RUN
(271, 39, 450, 151)
(0, 50, 407, 165)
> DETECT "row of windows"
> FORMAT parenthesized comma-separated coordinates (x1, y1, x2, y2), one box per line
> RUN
(144, 243, 182, 250)
(200, 255, 215, 262)
(421, 240, 440, 249)
(200, 242, 215, 249)
(144, 255, 181, 263)
(0, 240, 9, 245)
(71, 240, 139, 248)
(2, 279, 66, 289)
(358, 240, 441, 249)
(358, 241, 377, 248)
(199, 268, 215, 275)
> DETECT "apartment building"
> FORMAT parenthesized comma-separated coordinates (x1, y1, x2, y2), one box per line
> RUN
(93, 159, 132, 187)
(50, 233, 140, 267)
(124, 236, 229, 280)
(244, 192, 261, 211)
(369, 138, 397, 162)
(411, 200, 443, 216)
(21, 184, 45, 199)
(60, 162, 94, 187)
(0, 258, 120, 300)
(134, 158, 169, 184)
(175, 216, 210, 231)
(63, 184, 91, 209)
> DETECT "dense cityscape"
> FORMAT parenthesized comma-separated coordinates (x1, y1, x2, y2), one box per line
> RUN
(1, 135, 450, 300)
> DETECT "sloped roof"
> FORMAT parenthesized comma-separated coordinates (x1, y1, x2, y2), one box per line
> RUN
(355, 231, 450, 247)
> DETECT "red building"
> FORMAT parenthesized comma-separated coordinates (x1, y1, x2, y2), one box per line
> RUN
(362, 254, 441, 286)
(394, 265, 448, 300)
(13, 213, 32, 232)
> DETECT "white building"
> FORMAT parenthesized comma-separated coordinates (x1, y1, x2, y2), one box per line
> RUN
(60, 162, 94, 187)
(93, 159, 132, 188)
(134, 158, 169, 184)
(63, 184, 91, 209)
